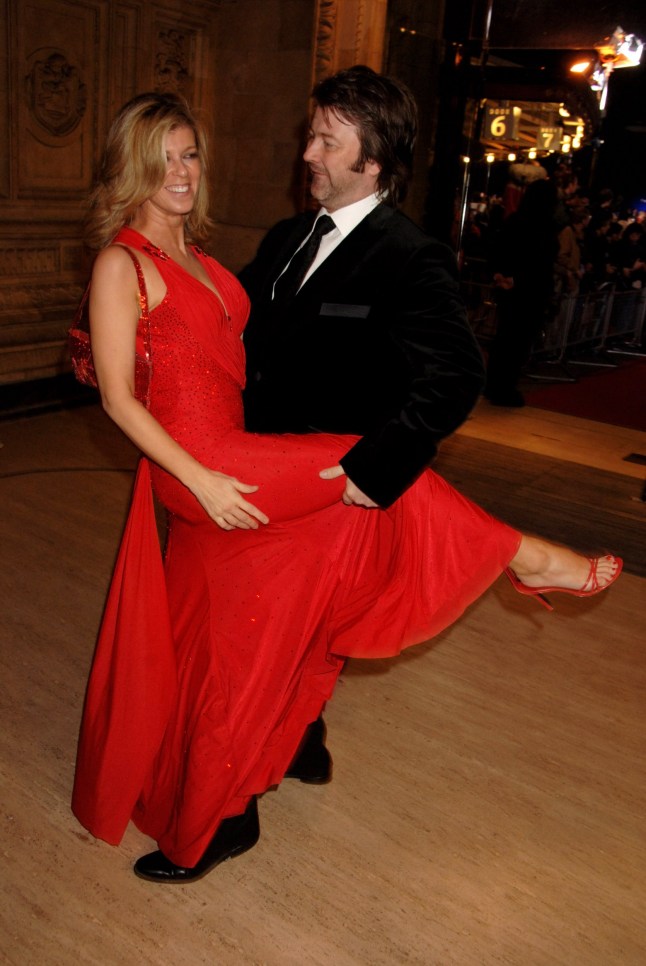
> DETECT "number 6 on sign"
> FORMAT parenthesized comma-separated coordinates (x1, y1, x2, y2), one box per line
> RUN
(485, 104, 520, 140)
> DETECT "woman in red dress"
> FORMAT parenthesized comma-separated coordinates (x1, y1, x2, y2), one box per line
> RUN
(71, 94, 621, 882)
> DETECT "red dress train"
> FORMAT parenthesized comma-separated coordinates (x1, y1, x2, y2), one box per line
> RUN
(72, 227, 520, 867)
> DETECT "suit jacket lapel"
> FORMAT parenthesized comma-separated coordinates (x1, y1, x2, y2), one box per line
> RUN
(295, 204, 395, 299)
(262, 214, 316, 301)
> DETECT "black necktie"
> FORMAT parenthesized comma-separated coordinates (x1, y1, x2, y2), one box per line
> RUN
(273, 215, 336, 302)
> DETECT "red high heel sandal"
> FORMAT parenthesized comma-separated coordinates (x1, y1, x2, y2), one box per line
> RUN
(504, 555, 623, 612)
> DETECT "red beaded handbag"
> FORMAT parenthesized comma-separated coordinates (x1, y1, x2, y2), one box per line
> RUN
(69, 246, 152, 406)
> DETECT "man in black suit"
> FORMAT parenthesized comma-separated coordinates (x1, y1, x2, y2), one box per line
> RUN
(240, 65, 485, 781)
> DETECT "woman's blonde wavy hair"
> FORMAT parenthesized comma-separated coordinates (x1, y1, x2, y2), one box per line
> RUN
(85, 92, 212, 250)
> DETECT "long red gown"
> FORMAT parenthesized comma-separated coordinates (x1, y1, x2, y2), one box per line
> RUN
(72, 227, 521, 867)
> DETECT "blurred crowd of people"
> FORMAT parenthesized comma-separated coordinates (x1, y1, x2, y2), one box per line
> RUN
(460, 165, 645, 405)
(463, 169, 646, 296)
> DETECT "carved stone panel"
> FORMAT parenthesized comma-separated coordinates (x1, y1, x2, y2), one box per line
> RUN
(154, 24, 194, 97)
(1, 0, 222, 385)
(313, 0, 386, 83)
(314, 0, 338, 82)
(16, 0, 99, 199)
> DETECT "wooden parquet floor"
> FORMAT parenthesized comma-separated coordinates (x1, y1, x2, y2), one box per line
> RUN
(1, 401, 645, 966)
(436, 436, 646, 576)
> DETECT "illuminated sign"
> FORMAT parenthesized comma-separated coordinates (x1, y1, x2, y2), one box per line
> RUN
(484, 104, 521, 140)
(536, 126, 563, 150)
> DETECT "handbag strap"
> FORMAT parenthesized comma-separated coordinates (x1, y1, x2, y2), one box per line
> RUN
(115, 244, 151, 363)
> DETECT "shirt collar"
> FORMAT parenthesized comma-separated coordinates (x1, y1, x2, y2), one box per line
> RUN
(319, 193, 381, 238)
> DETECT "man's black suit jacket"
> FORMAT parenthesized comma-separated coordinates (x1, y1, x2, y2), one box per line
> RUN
(239, 203, 484, 508)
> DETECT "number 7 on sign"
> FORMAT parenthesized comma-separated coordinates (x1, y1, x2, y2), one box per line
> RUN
(537, 127, 562, 150)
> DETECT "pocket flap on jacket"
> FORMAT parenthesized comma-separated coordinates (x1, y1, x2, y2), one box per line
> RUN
(319, 302, 371, 318)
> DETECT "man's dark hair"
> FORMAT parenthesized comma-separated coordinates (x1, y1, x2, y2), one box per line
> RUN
(311, 65, 418, 207)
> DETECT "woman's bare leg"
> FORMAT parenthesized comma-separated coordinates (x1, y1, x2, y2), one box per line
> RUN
(508, 536, 619, 591)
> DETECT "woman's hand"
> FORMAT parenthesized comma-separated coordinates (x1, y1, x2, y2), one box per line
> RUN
(190, 467, 269, 530)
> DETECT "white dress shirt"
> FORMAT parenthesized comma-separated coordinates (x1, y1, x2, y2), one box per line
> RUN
(273, 193, 381, 297)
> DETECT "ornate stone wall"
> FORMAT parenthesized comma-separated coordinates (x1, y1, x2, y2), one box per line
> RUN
(312, 0, 387, 82)
(210, 0, 388, 272)
(1, 0, 225, 385)
(0, 0, 392, 386)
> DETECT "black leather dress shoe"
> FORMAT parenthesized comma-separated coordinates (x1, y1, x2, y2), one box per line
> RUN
(133, 796, 259, 883)
(285, 716, 332, 784)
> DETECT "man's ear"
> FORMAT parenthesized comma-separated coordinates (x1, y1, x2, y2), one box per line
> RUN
(365, 159, 381, 177)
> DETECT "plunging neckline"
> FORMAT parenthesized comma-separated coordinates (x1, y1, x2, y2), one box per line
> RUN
(126, 229, 231, 321)
(113, 224, 247, 389)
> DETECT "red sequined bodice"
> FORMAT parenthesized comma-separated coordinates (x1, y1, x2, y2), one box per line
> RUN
(114, 227, 249, 467)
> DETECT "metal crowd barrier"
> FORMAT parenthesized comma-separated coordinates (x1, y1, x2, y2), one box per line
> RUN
(460, 279, 498, 343)
(459, 275, 646, 382)
(530, 287, 646, 380)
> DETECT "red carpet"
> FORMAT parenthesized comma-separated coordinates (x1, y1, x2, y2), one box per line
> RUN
(525, 359, 646, 432)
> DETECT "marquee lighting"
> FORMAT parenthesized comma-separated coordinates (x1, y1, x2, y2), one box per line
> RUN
(598, 27, 643, 69)
(588, 26, 644, 111)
